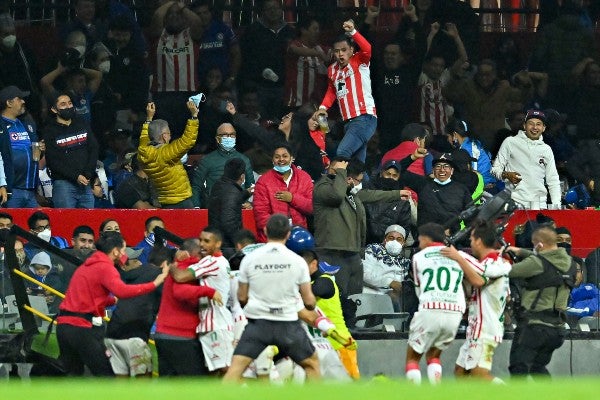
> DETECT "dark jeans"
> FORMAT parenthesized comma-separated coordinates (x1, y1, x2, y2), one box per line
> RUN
(57, 324, 114, 376)
(509, 323, 565, 376)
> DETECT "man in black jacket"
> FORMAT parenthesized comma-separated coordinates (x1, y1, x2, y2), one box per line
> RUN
(417, 153, 471, 233)
(44, 92, 98, 208)
(207, 157, 250, 250)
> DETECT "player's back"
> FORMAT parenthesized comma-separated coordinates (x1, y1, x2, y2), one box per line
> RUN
(412, 245, 467, 313)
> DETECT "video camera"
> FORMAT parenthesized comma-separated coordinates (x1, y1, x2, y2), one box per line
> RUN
(445, 189, 518, 247)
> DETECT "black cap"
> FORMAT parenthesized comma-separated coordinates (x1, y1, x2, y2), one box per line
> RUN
(381, 159, 401, 171)
(0, 86, 30, 103)
(432, 153, 456, 169)
(525, 109, 546, 124)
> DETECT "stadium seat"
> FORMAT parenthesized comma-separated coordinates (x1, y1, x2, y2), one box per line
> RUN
(578, 316, 600, 331)
(5, 295, 51, 330)
(349, 293, 409, 332)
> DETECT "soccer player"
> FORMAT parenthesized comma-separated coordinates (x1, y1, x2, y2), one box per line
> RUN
(170, 226, 234, 374)
(405, 223, 484, 384)
(454, 220, 511, 383)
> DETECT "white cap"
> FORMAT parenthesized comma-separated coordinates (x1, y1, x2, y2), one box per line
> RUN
(384, 224, 406, 239)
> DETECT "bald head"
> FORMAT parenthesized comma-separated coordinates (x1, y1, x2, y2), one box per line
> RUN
(216, 123, 235, 137)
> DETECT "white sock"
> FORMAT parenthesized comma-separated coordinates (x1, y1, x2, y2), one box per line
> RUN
(426, 360, 442, 385)
(406, 363, 421, 384)
(492, 377, 505, 385)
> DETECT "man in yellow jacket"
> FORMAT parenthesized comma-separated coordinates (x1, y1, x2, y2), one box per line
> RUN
(138, 101, 198, 208)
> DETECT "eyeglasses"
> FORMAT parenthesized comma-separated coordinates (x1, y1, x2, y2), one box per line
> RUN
(434, 163, 452, 170)
(217, 132, 236, 138)
(32, 224, 50, 232)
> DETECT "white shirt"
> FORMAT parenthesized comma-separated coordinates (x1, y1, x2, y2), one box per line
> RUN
(362, 243, 410, 295)
(491, 130, 561, 207)
(188, 254, 233, 333)
(412, 244, 483, 313)
(239, 242, 310, 321)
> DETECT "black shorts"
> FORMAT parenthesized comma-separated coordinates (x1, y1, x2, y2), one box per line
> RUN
(234, 319, 315, 364)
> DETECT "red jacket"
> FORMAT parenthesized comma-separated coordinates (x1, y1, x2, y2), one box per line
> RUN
(155, 257, 216, 338)
(381, 141, 425, 176)
(253, 166, 314, 242)
(58, 251, 157, 328)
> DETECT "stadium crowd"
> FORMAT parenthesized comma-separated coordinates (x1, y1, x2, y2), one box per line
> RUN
(0, 0, 600, 383)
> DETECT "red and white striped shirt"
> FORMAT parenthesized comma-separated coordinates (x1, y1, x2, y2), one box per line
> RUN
(320, 31, 376, 121)
(412, 243, 484, 314)
(464, 252, 511, 342)
(152, 28, 199, 92)
(416, 70, 451, 135)
(188, 253, 234, 333)
(284, 39, 329, 108)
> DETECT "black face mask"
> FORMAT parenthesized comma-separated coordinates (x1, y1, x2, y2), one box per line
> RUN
(378, 177, 400, 190)
(57, 107, 76, 120)
(0, 228, 9, 245)
(557, 242, 572, 255)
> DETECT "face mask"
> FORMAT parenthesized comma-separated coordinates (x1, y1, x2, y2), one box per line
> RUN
(98, 60, 111, 74)
(379, 177, 399, 190)
(0, 228, 9, 244)
(57, 107, 76, 120)
(350, 182, 362, 195)
(38, 228, 52, 242)
(220, 137, 236, 151)
(118, 253, 128, 266)
(73, 45, 86, 57)
(273, 164, 291, 174)
(385, 240, 403, 256)
(433, 178, 451, 185)
(557, 242, 572, 255)
(2, 34, 16, 49)
(16, 251, 26, 266)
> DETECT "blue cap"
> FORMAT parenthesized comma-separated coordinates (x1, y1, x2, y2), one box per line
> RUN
(318, 261, 340, 275)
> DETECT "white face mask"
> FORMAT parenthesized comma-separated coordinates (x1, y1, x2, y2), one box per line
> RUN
(349, 182, 362, 195)
(98, 60, 111, 74)
(38, 228, 52, 242)
(73, 45, 86, 57)
(2, 34, 16, 49)
(180, 153, 188, 164)
(385, 240, 403, 256)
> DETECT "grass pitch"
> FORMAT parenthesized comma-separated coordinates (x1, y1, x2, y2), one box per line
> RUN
(3, 378, 599, 400)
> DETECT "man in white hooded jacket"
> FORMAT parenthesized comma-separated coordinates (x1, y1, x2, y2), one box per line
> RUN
(491, 109, 561, 209)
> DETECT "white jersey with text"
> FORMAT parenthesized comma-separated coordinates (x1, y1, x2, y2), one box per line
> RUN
(465, 252, 511, 342)
(153, 27, 199, 92)
(188, 253, 233, 333)
(412, 243, 483, 313)
(238, 242, 310, 321)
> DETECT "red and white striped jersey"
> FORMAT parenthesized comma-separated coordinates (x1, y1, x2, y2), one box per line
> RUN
(152, 28, 199, 92)
(412, 243, 484, 314)
(320, 31, 376, 121)
(416, 70, 451, 135)
(465, 252, 511, 342)
(284, 40, 329, 108)
(188, 253, 234, 333)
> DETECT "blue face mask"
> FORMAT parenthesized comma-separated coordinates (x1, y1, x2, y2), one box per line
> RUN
(220, 137, 236, 151)
(273, 164, 291, 174)
(434, 178, 451, 185)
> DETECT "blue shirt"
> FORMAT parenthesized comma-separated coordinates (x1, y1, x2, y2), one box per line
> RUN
(2, 116, 37, 189)
(461, 138, 496, 185)
(197, 20, 237, 78)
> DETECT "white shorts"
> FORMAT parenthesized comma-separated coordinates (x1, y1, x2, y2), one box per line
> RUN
(104, 337, 152, 376)
(407, 309, 462, 354)
(456, 338, 499, 371)
(199, 329, 234, 371)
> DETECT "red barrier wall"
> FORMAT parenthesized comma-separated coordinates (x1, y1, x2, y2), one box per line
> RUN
(7, 208, 257, 246)
(503, 210, 600, 257)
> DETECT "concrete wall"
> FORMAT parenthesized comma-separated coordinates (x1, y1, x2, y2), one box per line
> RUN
(357, 338, 600, 378)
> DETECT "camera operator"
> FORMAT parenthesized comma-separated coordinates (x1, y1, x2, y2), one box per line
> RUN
(505, 225, 577, 377)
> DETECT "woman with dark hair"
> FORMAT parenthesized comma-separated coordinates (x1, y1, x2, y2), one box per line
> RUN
(226, 101, 326, 180)
(99, 218, 120, 233)
(445, 117, 498, 192)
